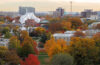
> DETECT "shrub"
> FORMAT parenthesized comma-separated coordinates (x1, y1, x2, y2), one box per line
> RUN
(51, 53, 74, 65)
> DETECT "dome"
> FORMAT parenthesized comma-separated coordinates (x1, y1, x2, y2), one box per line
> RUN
(19, 13, 41, 24)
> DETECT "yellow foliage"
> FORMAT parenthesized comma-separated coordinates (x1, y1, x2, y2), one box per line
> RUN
(44, 38, 68, 58)
(61, 21, 72, 30)
(70, 37, 96, 56)
(35, 27, 46, 34)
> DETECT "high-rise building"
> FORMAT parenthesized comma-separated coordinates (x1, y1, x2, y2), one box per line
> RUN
(56, 7, 64, 17)
(19, 7, 35, 15)
(53, 7, 64, 17)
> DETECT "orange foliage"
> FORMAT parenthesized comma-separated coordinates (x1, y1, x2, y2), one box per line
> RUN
(68, 17, 83, 29)
(61, 21, 72, 30)
(74, 31, 86, 38)
(44, 38, 68, 58)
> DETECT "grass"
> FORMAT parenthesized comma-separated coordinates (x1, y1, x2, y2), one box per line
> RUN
(38, 55, 49, 65)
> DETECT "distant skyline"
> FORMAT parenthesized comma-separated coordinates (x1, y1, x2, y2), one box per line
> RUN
(1, 0, 100, 12)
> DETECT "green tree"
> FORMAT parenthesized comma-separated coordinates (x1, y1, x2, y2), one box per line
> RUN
(18, 43, 35, 58)
(2, 27, 10, 34)
(51, 53, 74, 65)
(4, 32, 12, 38)
(40, 32, 51, 44)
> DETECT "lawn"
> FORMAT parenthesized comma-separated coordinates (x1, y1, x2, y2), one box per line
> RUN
(38, 55, 50, 65)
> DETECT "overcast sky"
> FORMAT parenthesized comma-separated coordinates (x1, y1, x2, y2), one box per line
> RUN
(0, 0, 100, 12)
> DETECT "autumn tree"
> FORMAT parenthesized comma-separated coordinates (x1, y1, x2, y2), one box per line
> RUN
(44, 38, 67, 58)
(9, 36, 20, 50)
(4, 50, 20, 65)
(93, 32, 100, 46)
(30, 27, 46, 37)
(48, 22, 63, 33)
(5, 16, 13, 22)
(68, 17, 83, 29)
(69, 37, 99, 65)
(35, 27, 46, 36)
(95, 24, 100, 29)
(18, 36, 38, 58)
(20, 30, 29, 42)
(20, 54, 40, 65)
(74, 31, 86, 38)
(61, 20, 72, 30)
(93, 32, 100, 64)
(0, 47, 20, 65)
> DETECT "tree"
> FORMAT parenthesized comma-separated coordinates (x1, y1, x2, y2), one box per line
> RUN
(68, 17, 83, 29)
(20, 54, 40, 65)
(61, 20, 72, 30)
(18, 43, 35, 58)
(44, 38, 67, 58)
(93, 32, 100, 46)
(74, 31, 86, 38)
(9, 36, 20, 50)
(35, 27, 46, 36)
(22, 36, 33, 45)
(69, 37, 99, 65)
(20, 30, 29, 42)
(95, 24, 100, 29)
(0, 47, 20, 65)
(84, 20, 96, 25)
(4, 50, 20, 65)
(48, 22, 63, 33)
(4, 32, 12, 38)
(2, 27, 10, 34)
(18, 34, 39, 58)
(40, 32, 51, 45)
(51, 53, 73, 65)
(93, 32, 100, 64)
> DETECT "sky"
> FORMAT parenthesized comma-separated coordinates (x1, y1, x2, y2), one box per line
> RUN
(0, 0, 100, 12)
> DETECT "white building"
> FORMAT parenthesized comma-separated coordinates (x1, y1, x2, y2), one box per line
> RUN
(53, 31, 75, 44)
(53, 30, 100, 44)
(88, 14, 98, 20)
(0, 38, 9, 47)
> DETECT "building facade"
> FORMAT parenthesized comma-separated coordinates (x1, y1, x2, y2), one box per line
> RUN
(81, 9, 97, 18)
(53, 7, 64, 17)
(19, 7, 35, 15)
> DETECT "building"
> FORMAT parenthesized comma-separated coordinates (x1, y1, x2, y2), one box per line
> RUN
(0, 38, 9, 47)
(53, 7, 64, 17)
(81, 9, 97, 18)
(53, 31, 75, 44)
(53, 30, 100, 44)
(56, 7, 64, 17)
(19, 7, 35, 15)
(88, 22, 100, 29)
(0, 11, 18, 18)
